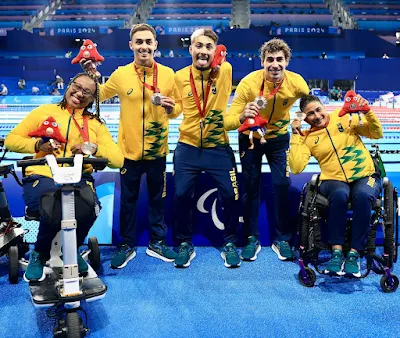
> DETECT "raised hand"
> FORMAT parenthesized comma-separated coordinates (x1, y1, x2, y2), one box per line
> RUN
(338, 90, 370, 117)
(239, 102, 260, 124)
(291, 119, 303, 135)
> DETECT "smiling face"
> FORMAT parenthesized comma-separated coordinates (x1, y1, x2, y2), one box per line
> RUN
(262, 51, 288, 82)
(129, 29, 157, 67)
(303, 100, 329, 129)
(65, 75, 96, 109)
(190, 35, 216, 71)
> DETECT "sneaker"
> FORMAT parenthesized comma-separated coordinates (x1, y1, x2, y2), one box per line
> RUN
(60, 254, 89, 275)
(271, 241, 294, 261)
(221, 243, 241, 268)
(146, 240, 177, 263)
(110, 244, 136, 269)
(325, 249, 344, 275)
(344, 251, 361, 277)
(240, 236, 261, 261)
(174, 242, 196, 268)
(77, 255, 89, 275)
(24, 250, 45, 282)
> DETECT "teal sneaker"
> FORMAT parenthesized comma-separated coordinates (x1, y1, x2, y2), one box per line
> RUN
(344, 251, 361, 277)
(271, 241, 294, 261)
(221, 243, 241, 268)
(174, 242, 196, 268)
(60, 254, 89, 275)
(325, 249, 344, 275)
(110, 244, 136, 269)
(24, 250, 45, 282)
(240, 236, 261, 261)
(146, 240, 177, 262)
(77, 255, 89, 275)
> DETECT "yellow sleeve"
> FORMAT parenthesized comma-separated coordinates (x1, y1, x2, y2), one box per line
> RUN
(221, 62, 232, 96)
(289, 134, 311, 174)
(224, 78, 248, 131)
(353, 110, 383, 140)
(94, 124, 124, 168)
(99, 69, 119, 102)
(166, 73, 183, 119)
(297, 75, 310, 97)
(4, 106, 44, 153)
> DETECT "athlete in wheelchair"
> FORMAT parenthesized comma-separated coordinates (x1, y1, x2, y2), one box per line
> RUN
(4, 73, 124, 282)
(290, 94, 398, 292)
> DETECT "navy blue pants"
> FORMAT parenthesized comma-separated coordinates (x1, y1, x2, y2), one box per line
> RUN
(239, 133, 291, 242)
(319, 176, 382, 251)
(120, 157, 167, 247)
(23, 174, 98, 259)
(173, 142, 239, 245)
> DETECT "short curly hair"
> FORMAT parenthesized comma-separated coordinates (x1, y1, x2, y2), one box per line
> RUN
(259, 38, 291, 62)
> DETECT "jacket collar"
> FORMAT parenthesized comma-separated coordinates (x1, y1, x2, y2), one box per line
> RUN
(133, 60, 155, 75)
(190, 64, 212, 81)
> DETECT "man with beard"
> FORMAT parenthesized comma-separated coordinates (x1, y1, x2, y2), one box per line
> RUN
(83, 24, 178, 268)
(170, 28, 241, 268)
(224, 38, 309, 262)
(290, 94, 382, 277)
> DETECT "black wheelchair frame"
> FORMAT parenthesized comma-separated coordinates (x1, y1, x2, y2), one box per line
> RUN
(0, 139, 29, 284)
(297, 145, 399, 293)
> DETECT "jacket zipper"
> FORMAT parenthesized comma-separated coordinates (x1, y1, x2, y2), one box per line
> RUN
(267, 83, 277, 132)
(61, 114, 73, 166)
(200, 72, 204, 148)
(326, 129, 349, 183)
(142, 68, 146, 159)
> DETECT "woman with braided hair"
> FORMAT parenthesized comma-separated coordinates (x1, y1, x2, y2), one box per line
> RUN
(5, 72, 124, 281)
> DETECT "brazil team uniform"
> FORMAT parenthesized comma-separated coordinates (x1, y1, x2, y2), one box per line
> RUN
(173, 62, 239, 245)
(225, 69, 309, 242)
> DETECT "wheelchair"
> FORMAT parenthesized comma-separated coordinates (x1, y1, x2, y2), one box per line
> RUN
(17, 155, 107, 337)
(0, 139, 29, 284)
(297, 145, 399, 293)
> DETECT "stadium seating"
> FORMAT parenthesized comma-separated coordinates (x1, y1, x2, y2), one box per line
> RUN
(343, 0, 400, 32)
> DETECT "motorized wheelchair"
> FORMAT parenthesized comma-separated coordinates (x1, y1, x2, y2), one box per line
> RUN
(17, 154, 107, 337)
(297, 145, 399, 292)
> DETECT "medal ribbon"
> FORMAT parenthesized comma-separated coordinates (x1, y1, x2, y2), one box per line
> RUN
(189, 66, 213, 119)
(134, 61, 160, 93)
(259, 77, 284, 100)
(72, 114, 90, 143)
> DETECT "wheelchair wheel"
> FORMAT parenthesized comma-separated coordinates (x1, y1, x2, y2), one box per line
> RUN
(8, 246, 19, 284)
(88, 236, 101, 271)
(66, 311, 82, 338)
(380, 274, 399, 293)
(383, 180, 395, 264)
(298, 267, 316, 287)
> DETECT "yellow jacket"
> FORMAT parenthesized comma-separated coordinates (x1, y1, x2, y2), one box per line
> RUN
(225, 69, 309, 139)
(5, 104, 124, 178)
(172, 62, 232, 148)
(289, 109, 383, 182)
(99, 61, 178, 160)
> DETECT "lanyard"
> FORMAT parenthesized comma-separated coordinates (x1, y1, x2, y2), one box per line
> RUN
(134, 61, 160, 93)
(259, 78, 284, 99)
(189, 67, 213, 119)
(72, 114, 90, 143)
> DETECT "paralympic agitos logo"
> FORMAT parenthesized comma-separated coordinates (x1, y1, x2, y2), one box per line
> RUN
(196, 188, 243, 230)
